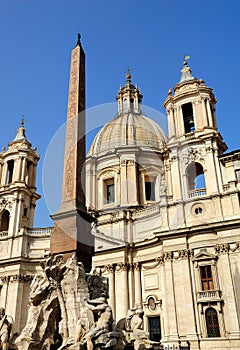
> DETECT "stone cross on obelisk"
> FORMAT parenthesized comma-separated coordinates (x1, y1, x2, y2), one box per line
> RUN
(51, 34, 94, 271)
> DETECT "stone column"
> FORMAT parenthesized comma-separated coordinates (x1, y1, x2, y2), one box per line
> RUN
(1, 163, 8, 186)
(159, 258, 168, 342)
(120, 159, 128, 206)
(199, 98, 208, 128)
(170, 156, 182, 201)
(206, 99, 213, 127)
(115, 263, 129, 321)
(0, 162, 2, 184)
(134, 262, 142, 306)
(128, 263, 135, 307)
(29, 203, 36, 228)
(12, 158, 20, 182)
(141, 172, 145, 204)
(127, 160, 138, 205)
(105, 264, 115, 319)
(205, 145, 219, 194)
(173, 251, 198, 340)
(31, 164, 37, 187)
(178, 106, 185, 136)
(165, 163, 173, 199)
(21, 157, 27, 181)
(163, 252, 179, 341)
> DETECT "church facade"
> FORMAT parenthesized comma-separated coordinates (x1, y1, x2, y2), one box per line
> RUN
(0, 38, 240, 350)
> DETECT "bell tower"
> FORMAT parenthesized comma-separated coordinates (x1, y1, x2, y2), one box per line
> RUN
(164, 58, 224, 140)
(163, 58, 227, 204)
(51, 35, 93, 271)
(0, 119, 40, 238)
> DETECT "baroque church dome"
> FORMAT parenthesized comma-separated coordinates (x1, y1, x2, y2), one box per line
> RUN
(88, 74, 168, 156)
(88, 112, 167, 156)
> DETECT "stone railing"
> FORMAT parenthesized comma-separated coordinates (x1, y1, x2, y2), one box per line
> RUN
(185, 132, 195, 140)
(132, 204, 160, 220)
(26, 227, 54, 235)
(188, 188, 206, 198)
(223, 181, 237, 192)
(197, 290, 221, 301)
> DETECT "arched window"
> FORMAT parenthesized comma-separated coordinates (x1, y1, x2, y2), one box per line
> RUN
(0, 210, 10, 232)
(187, 162, 206, 191)
(205, 307, 220, 337)
(130, 98, 134, 112)
(123, 98, 128, 113)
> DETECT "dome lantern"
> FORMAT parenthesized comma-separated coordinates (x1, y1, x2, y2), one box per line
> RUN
(116, 70, 143, 115)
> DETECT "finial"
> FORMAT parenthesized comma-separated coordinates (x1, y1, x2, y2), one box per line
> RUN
(179, 54, 194, 83)
(76, 33, 81, 46)
(183, 54, 190, 66)
(125, 66, 132, 82)
(21, 115, 26, 127)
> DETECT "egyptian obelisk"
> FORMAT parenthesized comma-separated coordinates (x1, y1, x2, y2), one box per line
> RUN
(51, 35, 94, 271)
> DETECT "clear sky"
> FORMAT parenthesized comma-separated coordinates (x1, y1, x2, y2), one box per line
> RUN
(1, 0, 240, 227)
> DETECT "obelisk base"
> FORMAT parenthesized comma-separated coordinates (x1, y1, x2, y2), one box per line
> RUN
(51, 209, 94, 272)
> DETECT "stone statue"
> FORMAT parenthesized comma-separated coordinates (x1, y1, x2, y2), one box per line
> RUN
(15, 255, 160, 350)
(15, 255, 123, 350)
(0, 307, 13, 350)
(117, 305, 161, 350)
(81, 297, 115, 350)
(75, 298, 95, 344)
(125, 305, 144, 332)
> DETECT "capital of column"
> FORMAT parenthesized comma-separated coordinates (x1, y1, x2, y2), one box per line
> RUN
(104, 264, 115, 273)
(215, 243, 230, 255)
(133, 262, 141, 271)
(116, 262, 128, 271)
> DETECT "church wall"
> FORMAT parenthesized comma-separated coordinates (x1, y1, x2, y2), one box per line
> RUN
(93, 223, 240, 348)
(133, 215, 162, 240)
(217, 251, 240, 337)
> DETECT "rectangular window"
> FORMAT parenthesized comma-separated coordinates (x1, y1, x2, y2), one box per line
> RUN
(145, 176, 156, 201)
(148, 316, 161, 342)
(107, 183, 115, 203)
(235, 169, 240, 183)
(200, 265, 214, 291)
(104, 178, 115, 204)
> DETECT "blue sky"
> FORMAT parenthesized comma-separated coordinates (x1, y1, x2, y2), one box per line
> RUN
(1, 0, 240, 227)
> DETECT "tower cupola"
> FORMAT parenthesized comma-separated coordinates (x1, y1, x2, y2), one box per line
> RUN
(116, 71, 143, 114)
(9, 118, 31, 149)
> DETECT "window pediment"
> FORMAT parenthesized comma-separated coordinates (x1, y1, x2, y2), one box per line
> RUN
(97, 168, 118, 180)
(192, 251, 217, 262)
